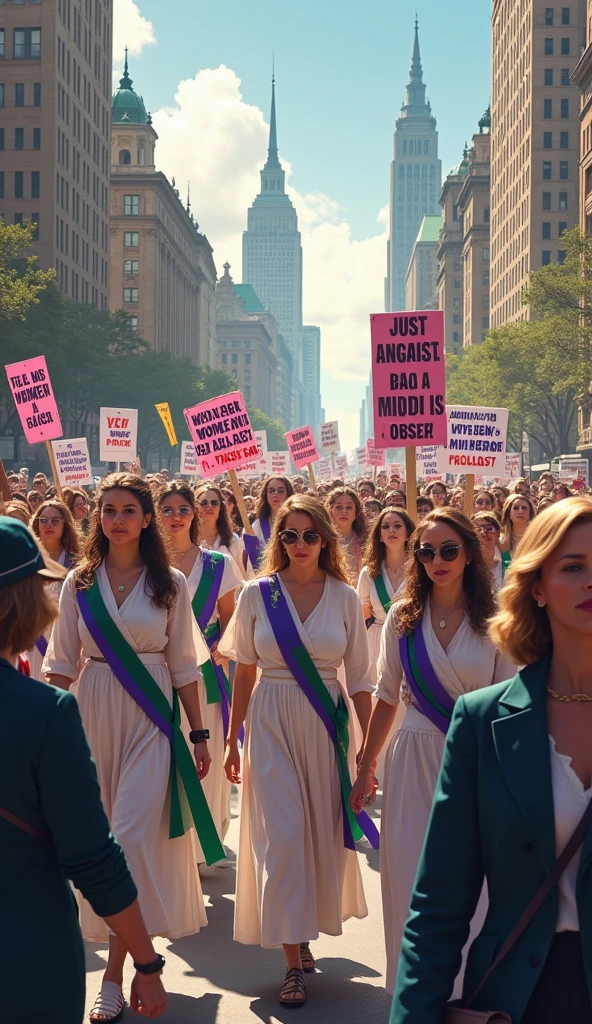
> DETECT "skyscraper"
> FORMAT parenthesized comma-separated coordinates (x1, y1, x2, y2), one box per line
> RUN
(300, 326, 322, 438)
(242, 75, 303, 428)
(385, 20, 442, 313)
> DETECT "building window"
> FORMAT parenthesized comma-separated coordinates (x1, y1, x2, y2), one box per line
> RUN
(129, 315, 138, 330)
(482, 317, 489, 329)
(14, 171, 23, 198)
(221, 339, 228, 349)
(33, 127, 40, 149)
(124, 231, 139, 246)
(244, 387, 251, 401)
(0, 172, 3, 199)
(542, 222, 552, 239)
(483, 247, 490, 261)
(13, 28, 41, 59)
(544, 99, 552, 119)
(231, 354, 238, 365)
(0, 29, 4, 59)
(123, 194, 139, 215)
(0, 84, 3, 108)
(123, 259, 138, 274)
(482, 271, 490, 285)
(452, 204, 459, 221)
(561, 68, 570, 85)
(14, 127, 23, 149)
(543, 191, 552, 210)
(221, 354, 227, 365)
(544, 131, 553, 149)
(559, 221, 568, 236)
(560, 98, 569, 118)
(123, 288, 138, 303)
(544, 38, 554, 54)
(0, 128, 4, 150)
(244, 353, 251, 364)
(483, 296, 490, 309)
(137, 148, 145, 165)
(453, 314, 462, 324)
(558, 249, 566, 263)
(542, 250, 552, 265)
(545, 7, 554, 24)
(452, 331, 459, 343)
(484, 205, 490, 222)
(560, 131, 569, 149)
(33, 81, 40, 105)
(31, 170, 39, 198)
(244, 340, 251, 348)
(543, 161, 552, 180)
(559, 161, 569, 179)
(544, 68, 553, 86)
(119, 149, 131, 165)
(561, 7, 570, 23)
(14, 213, 23, 225)
(15, 82, 24, 106)
(31, 212, 39, 241)
(561, 38, 570, 54)
(559, 191, 568, 209)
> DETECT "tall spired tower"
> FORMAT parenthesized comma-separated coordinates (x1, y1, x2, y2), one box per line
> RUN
(385, 20, 442, 312)
(243, 74, 303, 427)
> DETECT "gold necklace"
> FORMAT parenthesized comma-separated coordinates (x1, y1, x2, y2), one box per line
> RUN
(547, 687, 592, 703)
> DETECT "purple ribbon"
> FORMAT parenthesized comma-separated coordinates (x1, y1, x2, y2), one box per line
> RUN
(243, 532, 262, 571)
(398, 624, 453, 734)
(34, 635, 48, 657)
(414, 621, 455, 715)
(259, 516, 271, 543)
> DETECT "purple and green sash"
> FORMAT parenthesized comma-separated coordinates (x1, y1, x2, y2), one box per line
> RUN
(259, 575, 380, 852)
(373, 571, 392, 615)
(191, 551, 233, 737)
(77, 578, 225, 865)
(398, 622, 455, 734)
(243, 517, 270, 571)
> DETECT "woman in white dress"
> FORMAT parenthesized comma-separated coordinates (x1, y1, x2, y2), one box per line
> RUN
(220, 494, 375, 1008)
(251, 475, 294, 547)
(195, 482, 247, 580)
(28, 499, 80, 680)
(350, 508, 515, 996)
(326, 487, 367, 585)
(499, 493, 536, 574)
(471, 510, 503, 591)
(158, 481, 239, 857)
(44, 473, 214, 1024)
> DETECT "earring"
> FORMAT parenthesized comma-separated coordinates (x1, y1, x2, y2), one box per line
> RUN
(537, 600, 545, 608)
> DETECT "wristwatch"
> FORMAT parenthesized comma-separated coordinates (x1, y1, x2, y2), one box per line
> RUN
(133, 953, 166, 975)
(189, 728, 210, 743)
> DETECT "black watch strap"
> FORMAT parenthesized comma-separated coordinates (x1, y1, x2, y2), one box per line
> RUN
(133, 953, 165, 975)
(189, 728, 210, 743)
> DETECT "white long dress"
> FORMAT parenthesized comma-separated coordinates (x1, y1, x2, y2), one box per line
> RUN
(43, 563, 209, 941)
(376, 607, 516, 994)
(219, 574, 373, 947)
(186, 550, 238, 857)
(27, 549, 70, 681)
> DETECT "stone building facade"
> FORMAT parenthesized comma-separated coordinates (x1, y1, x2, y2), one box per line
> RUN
(457, 111, 492, 346)
(405, 215, 442, 311)
(437, 153, 468, 353)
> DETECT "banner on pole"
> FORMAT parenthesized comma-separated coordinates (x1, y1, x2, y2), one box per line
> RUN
(318, 457, 332, 482)
(436, 405, 509, 476)
(371, 311, 447, 448)
(5, 355, 63, 444)
(267, 450, 290, 476)
(155, 402, 178, 446)
(99, 407, 138, 462)
(366, 438, 386, 467)
(335, 453, 349, 478)
(237, 430, 268, 479)
(503, 452, 522, 480)
(416, 445, 441, 480)
(320, 420, 340, 454)
(51, 438, 92, 487)
(180, 440, 201, 477)
(183, 391, 258, 478)
(284, 425, 320, 470)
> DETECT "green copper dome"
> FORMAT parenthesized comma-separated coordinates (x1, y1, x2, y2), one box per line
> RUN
(455, 143, 470, 176)
(112, 50, 149, 125)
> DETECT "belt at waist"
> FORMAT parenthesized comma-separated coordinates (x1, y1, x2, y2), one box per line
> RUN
(399, 703, 447, 735)
(259, 668, 339, 684)
(89, 652, 166, 666)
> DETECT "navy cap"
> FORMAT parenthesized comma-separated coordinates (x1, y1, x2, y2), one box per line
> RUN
(0, 516, 67, 586)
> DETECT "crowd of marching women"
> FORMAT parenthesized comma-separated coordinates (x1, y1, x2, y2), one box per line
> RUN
(1, 462, 592, 1024)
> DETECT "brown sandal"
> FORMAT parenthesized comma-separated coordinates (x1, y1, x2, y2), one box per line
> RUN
(279, 967, 306, 1007)
(299, 942, 316, 973)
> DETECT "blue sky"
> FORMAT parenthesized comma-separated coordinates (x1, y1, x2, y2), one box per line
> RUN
(120, 0, 492, 448)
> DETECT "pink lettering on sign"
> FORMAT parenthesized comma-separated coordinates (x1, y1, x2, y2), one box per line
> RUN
(183, 390, 256, 478)
(5, 355, 63, 444)
(284, 425, 320, 471)
(370, 311, 447, 449)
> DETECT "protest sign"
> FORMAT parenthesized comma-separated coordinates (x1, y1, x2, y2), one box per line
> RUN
(335, 453, 349, 478)
(416, 446, 441, 480)
(320, 420, 340, 454)
(183, 391, 258, 478)
(99, 407, 138, 462)
(155, 402, 178, 446)
(557, 458, 589, 490)
(366, 439, 385, 468)
(51, 438, 92, 487)
(284, 425, 320, 471)
(179, 441, 201, 477)
(237, 430, 268, 479)
(267, 450, 290, 476)
(503, 452, 522, 480)
(5, 355, 62, 444)
(318, 458, 332, 482)
(354, 446, 368, 471)
(437, 406, 509, 477)
(371, 311, 446, 448)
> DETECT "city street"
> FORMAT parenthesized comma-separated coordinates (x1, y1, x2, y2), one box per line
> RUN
(84, 793, 390, 1024)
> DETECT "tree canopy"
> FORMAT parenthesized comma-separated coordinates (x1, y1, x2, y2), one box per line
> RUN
(0, 220, 54, 322)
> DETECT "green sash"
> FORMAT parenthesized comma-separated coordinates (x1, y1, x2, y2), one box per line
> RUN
(191, 551, 224, 705)
(82, 580, 224, 865)
(373, 571, 393, 615)
(501, 550, 511, 578)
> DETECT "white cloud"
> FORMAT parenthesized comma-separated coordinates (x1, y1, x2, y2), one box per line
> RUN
(113, 0, 156, 67)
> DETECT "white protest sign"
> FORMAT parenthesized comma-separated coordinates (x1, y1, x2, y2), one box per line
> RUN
(320, 420, 340, 454)
(355, 447, 367, 469)
(99, 407, 138, 462)
(318, 457, 332, 482)
(416, 445, 441, 480)
(503, 452, 522, 480)
(437, 405, 509, 477)
(237, 430, 268, 479)
(558, 458, 589, 490)
(267, 450, 290, 476)
(366, 438, 386, 467)
(335, 453, 349, 478)
(51, 437, 92, 487)
(180, 440, 201, 477)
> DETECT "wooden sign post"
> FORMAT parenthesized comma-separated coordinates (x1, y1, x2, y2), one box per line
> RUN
(45, 440, 64, 500)
(307, 463, 318, 496)
(228, 469, 256, 537)
(463, 473, 475, 518)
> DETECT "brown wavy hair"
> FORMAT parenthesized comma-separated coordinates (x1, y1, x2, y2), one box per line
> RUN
(30, 500, 81, 559)
(74, 473, 178, 610)
(500, 493, 536, 542)
(489, 497, 592, 664)
(255, 476, 294, 522)
(395, 507, 496, 637)
(363, 506, 416, 580)
(260, 494, 350, 583)
(194, 483, 234, 548)
(157, 481, 198, 545)
(0, 573, 58, 656)
(326, 486, 367, 542)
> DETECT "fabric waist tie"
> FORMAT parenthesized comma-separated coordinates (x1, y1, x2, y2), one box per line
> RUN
(90, 652, 166, 666)
(260, 669, 339, 684)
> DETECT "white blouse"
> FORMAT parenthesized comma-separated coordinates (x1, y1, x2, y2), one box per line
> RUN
(218, 574, 374, 697)
(43, 562, 208, 686)
(550, 734, 592, 932)
(200, 532, 247, 582)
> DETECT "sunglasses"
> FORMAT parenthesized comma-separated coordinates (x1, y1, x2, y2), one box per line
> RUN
(268, 487, 287, 496)
(279, 528, 320, 546)
(474, 524, 498, 535)
(416, 542, 464, 564)
(161, 506, 193, 517)
(199, 499, 220, 508)
(39, 517, 64, 527)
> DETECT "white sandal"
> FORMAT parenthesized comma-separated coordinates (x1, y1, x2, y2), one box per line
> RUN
(89, 982, 125, 1023)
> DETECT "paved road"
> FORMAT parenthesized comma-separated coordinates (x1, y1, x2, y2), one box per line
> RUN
(84, 791, 390, 1024)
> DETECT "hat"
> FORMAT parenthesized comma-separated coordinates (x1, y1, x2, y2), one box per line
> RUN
(0, 516, 68, 586)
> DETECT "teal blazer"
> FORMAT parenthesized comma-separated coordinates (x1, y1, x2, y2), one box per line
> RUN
(391, 657, 592, 1024)
(0, 658, 137, 1020)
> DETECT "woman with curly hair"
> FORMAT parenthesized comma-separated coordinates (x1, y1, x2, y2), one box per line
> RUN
(326, 486, 367, 584)
(350, 508, 515, 997)
(499, 492, 537, 573)
(28, 499, 80, 681)
(195, 482, 247, 580)
(220, 494, 375, 1008)
(43, 473, 216, 1024)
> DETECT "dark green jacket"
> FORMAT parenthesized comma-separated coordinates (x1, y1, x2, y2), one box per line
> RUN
(0, 659, 137, 1018)
(391, 657, 592, 1024)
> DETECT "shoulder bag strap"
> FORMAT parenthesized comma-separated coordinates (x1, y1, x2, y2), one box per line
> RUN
(0, 804, 52, 843)
(467, 796, 592, 1007)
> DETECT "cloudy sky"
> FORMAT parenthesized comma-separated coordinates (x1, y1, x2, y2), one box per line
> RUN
(114, 0, 491, 450)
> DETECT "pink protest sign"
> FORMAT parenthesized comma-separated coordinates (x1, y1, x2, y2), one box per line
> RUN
(371, 311, 446, 448)
(284, 425, 320, 470)
(366, 438, 386, 467)
(5, 355, 63, 444)
(183, 390, 258, 478)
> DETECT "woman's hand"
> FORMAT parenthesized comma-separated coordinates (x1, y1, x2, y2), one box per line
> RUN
(224, 741, 241, 784)
(350, 769, 372, 815)
(193, 741, 211, 780)
(130, 972, 167, 1018)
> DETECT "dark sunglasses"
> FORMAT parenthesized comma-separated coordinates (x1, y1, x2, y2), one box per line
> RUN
(415, 542, 464, 564)
(199, 499, 220, 508)
(279, 528, 320, 546)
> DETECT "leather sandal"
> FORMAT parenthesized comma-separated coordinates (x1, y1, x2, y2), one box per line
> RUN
(299, 942, 316, 973)
(279, 967, 306, 1007)
(89, 982, 125, 1023)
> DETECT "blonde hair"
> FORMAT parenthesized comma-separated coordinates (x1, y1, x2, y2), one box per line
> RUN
(0, 574, 58, 656)
(260, 493, 351, 584)
(489, 496, 592, 664)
